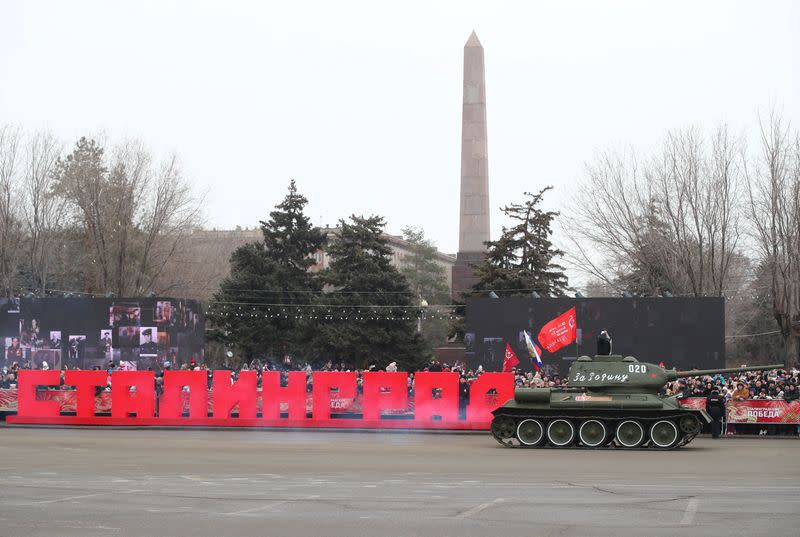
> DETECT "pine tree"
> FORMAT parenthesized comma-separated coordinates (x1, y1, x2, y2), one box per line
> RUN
(399, 226, 451, 350)
(208, 180, 325, 359)
(312, 215, 429, 371)
(472, 187, 569, 297)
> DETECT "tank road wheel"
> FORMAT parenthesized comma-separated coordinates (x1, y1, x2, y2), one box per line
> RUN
(578, 419, 607, 448)
(615, 420, 645, 448)
(650, 420, 680, 448)
(679, 414, 702, 435)
(516, 419, 545, 446)
(491, 416, 516, 440)
(546, 419, 575, 447)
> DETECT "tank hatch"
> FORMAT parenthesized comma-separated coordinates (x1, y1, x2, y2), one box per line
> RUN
(587, 354, 637, 363)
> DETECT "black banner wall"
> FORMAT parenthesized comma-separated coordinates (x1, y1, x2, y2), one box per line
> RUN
(0, 297, 204, 371)
(465, 297, 724, 376)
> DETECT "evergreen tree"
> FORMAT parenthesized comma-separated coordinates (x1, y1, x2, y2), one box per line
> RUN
(208, 180, 325, 359)
(312, 215, 429, 371)
(399, 226, 451, 350)
(472, 187, 569, 297)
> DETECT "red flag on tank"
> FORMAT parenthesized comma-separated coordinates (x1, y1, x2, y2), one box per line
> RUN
(537, 307, 577, 353)
(502, 343, 520, 372)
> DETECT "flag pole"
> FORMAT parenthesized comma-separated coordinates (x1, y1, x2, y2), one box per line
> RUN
(575, 302, 579, 359)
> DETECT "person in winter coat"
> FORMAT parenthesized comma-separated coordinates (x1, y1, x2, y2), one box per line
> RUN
(731, 383, 750, 401)
(705, 389, 726, 439)
(596, 330, 612, 355)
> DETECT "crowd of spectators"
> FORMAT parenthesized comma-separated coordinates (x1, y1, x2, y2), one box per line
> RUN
(662, 367, 799, 402)
(2, 357, 798, 398)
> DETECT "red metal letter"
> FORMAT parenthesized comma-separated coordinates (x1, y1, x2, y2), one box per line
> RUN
(17, 370, 61, 418)
(312, 371, 357, 420)
(466, 372, 515, 424)
(160, 371, 208, 419)
(111, 371, 155, 419)
(65, 370, 108, 418)
(213, 370, 257, 419)
(362, 372, 408, 420)
(261, 371, 307, 420)
(413, 372, 459, 423)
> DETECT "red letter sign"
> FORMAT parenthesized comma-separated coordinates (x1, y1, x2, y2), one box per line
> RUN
(261, 371, 307, 420)
(66, 370, 108, 418)
(466, 372, 515, 424)
(362, 372, 407, 420)
(213, 370, 257, 419)
(312, 372, 357, 420)
(160, 371, 208, 419)
(17, 370, 61, 418)
(413, 372, 459, 423)
(111, 371, 155, 419)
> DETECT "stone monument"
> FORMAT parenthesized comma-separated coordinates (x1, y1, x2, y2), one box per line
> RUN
(452, 31, 490, 298)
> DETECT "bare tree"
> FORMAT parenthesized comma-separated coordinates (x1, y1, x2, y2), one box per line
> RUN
(745, 112, 800, 368)
(649, 127, 742, 296)
(567, 125, 743, 298)
(21, 131, 66, 294)
(53, 137, 204, 296)
(106, 142, 150, 295)
(0, 125, 24, 295)
(132, 154, 203, 294)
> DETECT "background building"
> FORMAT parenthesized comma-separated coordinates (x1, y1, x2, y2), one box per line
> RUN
(164, 227, 456, 302)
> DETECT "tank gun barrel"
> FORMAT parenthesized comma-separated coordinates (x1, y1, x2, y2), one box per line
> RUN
(673, 364, 784, 379)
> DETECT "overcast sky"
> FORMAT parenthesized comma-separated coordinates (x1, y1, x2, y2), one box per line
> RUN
(1, 0, 798, 259)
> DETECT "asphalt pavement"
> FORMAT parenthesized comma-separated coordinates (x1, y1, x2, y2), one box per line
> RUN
(0, 426, 797, 537)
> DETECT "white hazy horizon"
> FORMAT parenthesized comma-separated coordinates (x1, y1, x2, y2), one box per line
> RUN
(1, 0, 798, 264)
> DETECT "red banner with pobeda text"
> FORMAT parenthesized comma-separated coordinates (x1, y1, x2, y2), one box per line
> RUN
(678, 397, 800, 423)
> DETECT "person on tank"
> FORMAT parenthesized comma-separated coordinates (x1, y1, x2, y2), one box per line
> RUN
(596, 330, 612, 355)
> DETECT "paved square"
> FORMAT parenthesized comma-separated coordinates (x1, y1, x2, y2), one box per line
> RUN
(0, 427, 797, 536)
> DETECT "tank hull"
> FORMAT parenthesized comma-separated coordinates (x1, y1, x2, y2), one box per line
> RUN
(490, 356, 777, 450)
(491, 390, 711, 450)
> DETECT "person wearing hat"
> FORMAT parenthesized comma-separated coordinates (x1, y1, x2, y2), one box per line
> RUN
(706, 388, 726, 439)
(140, 328, 158, 355)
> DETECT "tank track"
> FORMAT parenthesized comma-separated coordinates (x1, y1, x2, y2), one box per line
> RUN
(491, 409, 702, 450)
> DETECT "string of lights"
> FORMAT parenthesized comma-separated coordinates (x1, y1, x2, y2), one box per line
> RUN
(206, 302, 458, 321)
(10, 286, 786, 328)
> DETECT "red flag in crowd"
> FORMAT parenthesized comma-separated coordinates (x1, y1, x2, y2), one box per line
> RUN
(537, 307, 577, 353)
(502, 343, 520, 372)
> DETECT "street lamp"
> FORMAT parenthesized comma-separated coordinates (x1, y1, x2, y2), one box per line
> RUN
(417, 298, 428, 333)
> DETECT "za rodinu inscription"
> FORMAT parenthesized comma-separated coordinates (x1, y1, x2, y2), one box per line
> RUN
(572, 371, 630, 383)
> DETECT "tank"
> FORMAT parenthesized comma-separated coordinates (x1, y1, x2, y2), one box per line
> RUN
(490, 355, 783, 449)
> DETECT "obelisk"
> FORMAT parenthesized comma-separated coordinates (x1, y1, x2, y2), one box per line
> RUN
(452, 31, 490, 298)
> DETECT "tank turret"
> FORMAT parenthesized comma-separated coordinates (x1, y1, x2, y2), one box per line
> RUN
(565, 355, 783, 393)
(490, 354, 783, 450)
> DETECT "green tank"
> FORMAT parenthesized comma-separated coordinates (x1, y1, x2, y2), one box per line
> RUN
(490, 355, 783, 449)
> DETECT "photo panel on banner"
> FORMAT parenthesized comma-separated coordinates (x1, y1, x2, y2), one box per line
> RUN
(0, 297, 204, 370)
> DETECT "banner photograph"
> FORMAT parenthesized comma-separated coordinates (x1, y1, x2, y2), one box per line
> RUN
(1, 297, 204, 372)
